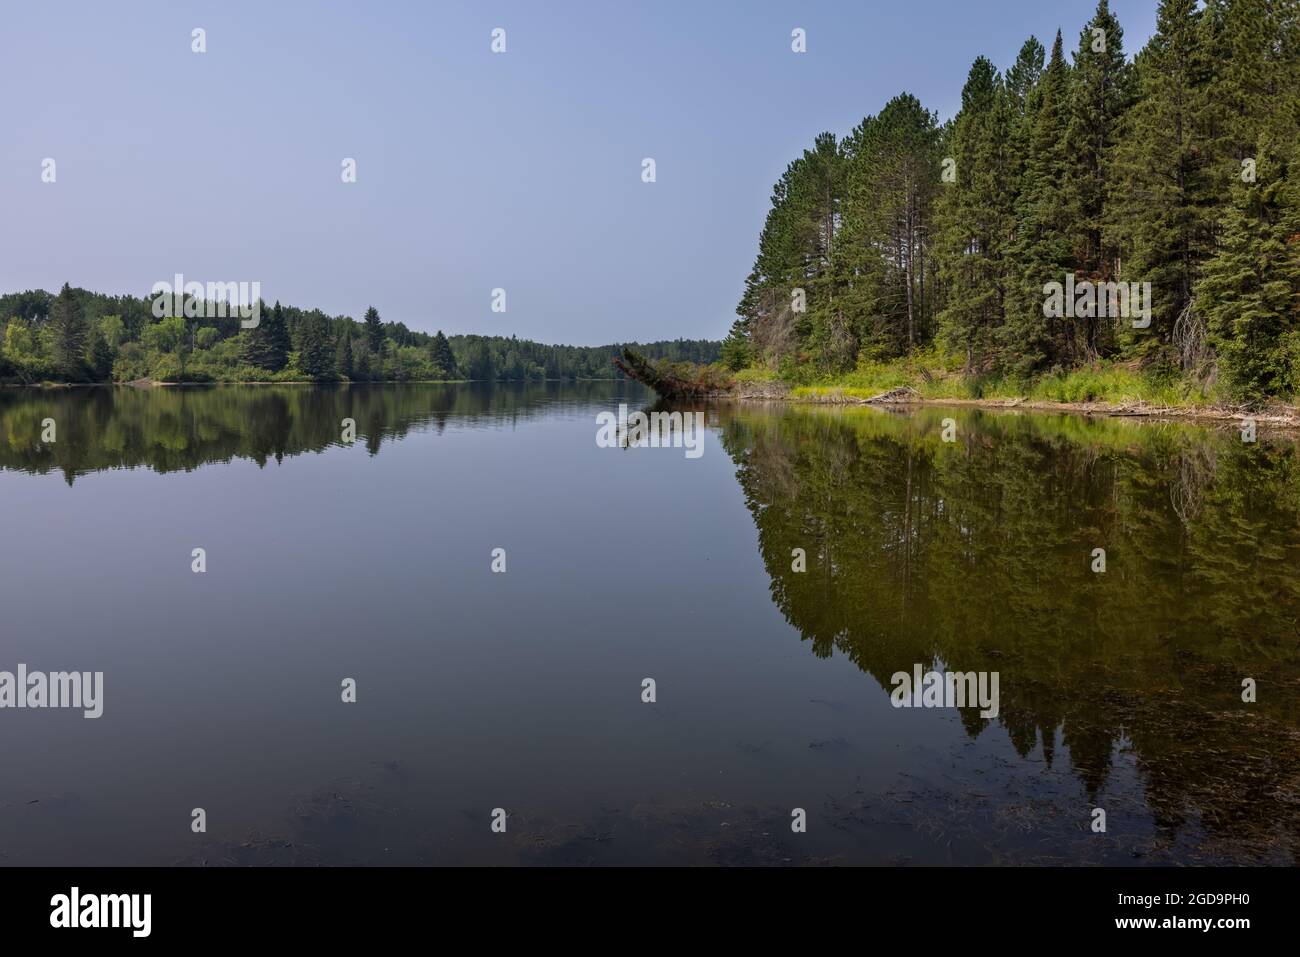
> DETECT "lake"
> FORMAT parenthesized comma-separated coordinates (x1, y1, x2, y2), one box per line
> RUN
(1, 382, 1297, 865)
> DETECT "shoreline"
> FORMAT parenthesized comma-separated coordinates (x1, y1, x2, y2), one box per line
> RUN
(6, 375, 1293, 428)
(717, 382, 1299, 428)
(609, 350, 1294, 428)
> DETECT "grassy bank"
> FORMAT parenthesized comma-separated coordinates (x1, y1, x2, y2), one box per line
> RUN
(732, 351, 1239, 408)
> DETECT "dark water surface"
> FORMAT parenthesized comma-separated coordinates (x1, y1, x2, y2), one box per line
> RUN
(1, 382, 1297, 865)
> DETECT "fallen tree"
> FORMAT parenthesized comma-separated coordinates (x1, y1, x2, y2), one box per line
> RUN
(865, 386, 922, 404)
(613, 349, 732, 398)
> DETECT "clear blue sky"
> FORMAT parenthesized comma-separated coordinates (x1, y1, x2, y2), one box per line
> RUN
(0, 0, 1157, 344)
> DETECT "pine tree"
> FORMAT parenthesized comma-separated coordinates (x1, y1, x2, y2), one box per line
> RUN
(1003, 36, 1046, 236)
(242, 299, 290, 372)
(1199, 137, 1300, 399)
(1106, 0, 1221, 364)
(720, 317, 753, 370)
(1066, 0, 1136, 360)
(266, 301, 291, 371)
(241, 299, 269, 369)
(719, 0, 1300, 398)
(297, 312, 334, 379)
(1004, 37, 1045, 111)
(841, 94, 941, 355)
(363, 306, 384, 354)
(1210, 0, 1300, 216)
(86, 324, 114, 380)
(738, 133, 846, 369)
(797, 132, 850, 369)
(1008, 31, 1075, 370)
(933, 57, 1017, 372)
(1004, 37, 1046, 228)
(427, 330, 458, 378)
(49, 282, 87, 380)
(737, 182, 805, 364)
(467, 340, 493, 380)
(336, 328, 354, 379)
(733, 275, 757, 359)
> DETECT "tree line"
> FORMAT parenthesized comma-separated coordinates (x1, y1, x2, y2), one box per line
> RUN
(726, 0, 1300, 400)
(0, 285, 719, 384)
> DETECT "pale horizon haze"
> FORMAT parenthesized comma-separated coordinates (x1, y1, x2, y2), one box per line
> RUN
(0, 0, 1157, 345)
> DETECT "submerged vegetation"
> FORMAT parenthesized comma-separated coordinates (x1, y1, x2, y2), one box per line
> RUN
(723, 0, 1300, 407)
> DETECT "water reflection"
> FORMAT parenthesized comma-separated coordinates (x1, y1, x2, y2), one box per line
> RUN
(0, 382, 643, 483)
(2, 384, 1297, 864)
(715, 404, 1300, 862)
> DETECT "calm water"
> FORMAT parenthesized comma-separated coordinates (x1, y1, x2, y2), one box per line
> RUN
(1, 382, 1297, 865)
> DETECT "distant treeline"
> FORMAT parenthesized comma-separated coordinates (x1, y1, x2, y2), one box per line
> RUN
(727, 0, 1300, 400)
(0, 286, 719, 384)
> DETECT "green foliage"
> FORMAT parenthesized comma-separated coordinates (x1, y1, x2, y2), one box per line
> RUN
(48, 283, 88, 381)
(786, 350, 1220, 407)
(363, 305, 384, 355)
(1067, 0, 1136, 291)
(98, 315, 126, 349)
(725, 0, 1300, 402)
(720, 318, 752, 371)
(85, 324, 115, 379)
(2, 317, 49, 381)
(336, 329, 354, 379)
(111, 342, 148, 382)
(842, 94, 943, 356)
(195, 326, 220, 350)
(427, 330, 458, 379)
(1200, 138, 1300, 398)
(243, 301, 291, 372)
(142, 315, 185, 354)
(1, 285, 720, 386)
(296, 311, 336, 380)
(933, 55, 1017, 372)
(1007, 32, 1076, 369)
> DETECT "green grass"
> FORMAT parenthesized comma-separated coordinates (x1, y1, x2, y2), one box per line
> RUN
(1008, 366, 1224, 406)
(732, 365, 781, 385)
(753, 354, 1229, 408)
